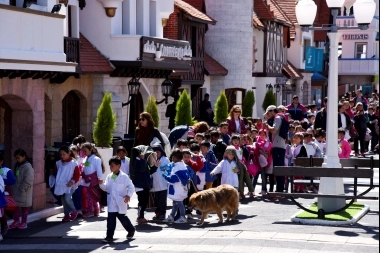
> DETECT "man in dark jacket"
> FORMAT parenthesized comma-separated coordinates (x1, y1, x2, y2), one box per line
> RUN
(199, 93, 213, 122)
(286, 95, 308, 121)
(314, 97, 328, 131)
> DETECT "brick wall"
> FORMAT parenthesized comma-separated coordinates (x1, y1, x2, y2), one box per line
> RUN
(163, 7, 180, 40)
(183, 0, 204, 11)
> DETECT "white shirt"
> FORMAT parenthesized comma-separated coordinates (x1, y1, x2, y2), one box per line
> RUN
(100, 171, 135, 214)
(54, 159, 77, 195)
(120, 158, 130, 175)
(211, 160, 239, 188)
(235, 120, 241, 133)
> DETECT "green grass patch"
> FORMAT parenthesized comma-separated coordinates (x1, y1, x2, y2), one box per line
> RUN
(295, 202, 365, 221)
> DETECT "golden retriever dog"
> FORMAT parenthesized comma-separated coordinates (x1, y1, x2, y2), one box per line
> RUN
(189, 184, 239, 225)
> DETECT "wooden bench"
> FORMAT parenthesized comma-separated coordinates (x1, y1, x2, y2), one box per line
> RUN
(268, 165, 379, 218)
(293, 156, 379, 195)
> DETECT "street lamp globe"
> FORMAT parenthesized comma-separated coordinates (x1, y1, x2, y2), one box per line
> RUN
(353, 0, 376, 26)
(295, 0, 317, 27)
(326, 0, 345, 8)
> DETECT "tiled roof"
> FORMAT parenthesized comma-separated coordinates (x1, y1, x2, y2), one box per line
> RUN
(204, 53, 228, 76)
(174, 0, 216, 24)
(283, 60, 303, 79)
(254, 0, 293, 27)
(274, 0, 297, 39)
(253, 11, 265, 30)
(80, 34, 113, 74)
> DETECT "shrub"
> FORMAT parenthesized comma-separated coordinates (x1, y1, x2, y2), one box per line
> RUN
(242, 90, 255, 117)
(93, 92, 116, 147)
(175, 90, 193, 126)
(262, 90, 277, 112)
(214, 91, 229, 125)
(145, 96, 159, 128)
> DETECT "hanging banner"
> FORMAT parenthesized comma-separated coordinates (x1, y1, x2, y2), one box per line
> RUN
(315, 49, 324, 72)
(305, 46, 316, 71)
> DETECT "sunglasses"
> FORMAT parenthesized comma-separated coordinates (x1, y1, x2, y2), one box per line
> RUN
(139, 118, 146, 121)
(234, 111, 241, 113)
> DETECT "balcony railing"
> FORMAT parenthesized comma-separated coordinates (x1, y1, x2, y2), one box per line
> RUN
(338, 58, 379, 75)
(336, 16, 378, 30)
(64, 37, 80, 64)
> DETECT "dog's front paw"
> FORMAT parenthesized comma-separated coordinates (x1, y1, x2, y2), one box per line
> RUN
(196, 222, 204, 226)
(218, 219, 223, 223)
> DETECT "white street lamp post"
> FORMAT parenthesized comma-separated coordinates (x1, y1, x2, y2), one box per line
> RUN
(295, 0, 376, 214)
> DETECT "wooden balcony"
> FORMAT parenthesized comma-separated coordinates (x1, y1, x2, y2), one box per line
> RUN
(338, 58, 379, 76)
(64, 37, 80, 65)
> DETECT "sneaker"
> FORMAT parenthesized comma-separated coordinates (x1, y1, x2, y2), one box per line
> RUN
(126, 229, 135, 239)
(136, 218, 148, 225)
(62, 215, 71, 222)
(70, 211, 78, 221)
(158, 215, 165, 220)
(259, 191, 267, 195)
(82, 212, 94, 218)
(163, 215, 174, 223)
(152, 215, 160, 221)
(102, 237, 114, 243)
(18, 223, 27, 229)
(1, 225, 8, 236)
(174, 216, 187, 223)
(187, 213, 193, 219)
(9, 221, 19, 229)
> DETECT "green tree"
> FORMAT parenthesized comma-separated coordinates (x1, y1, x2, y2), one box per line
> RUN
(262, 90, 276, 112)
(145, 96, 159, 128)
(93, 92, 116, 147)
(175, 90, 193, 126)
(242, 90, 255, 117)
(214, 91, 229, 125)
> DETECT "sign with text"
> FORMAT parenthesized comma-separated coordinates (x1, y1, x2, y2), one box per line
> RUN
(342, 34, 368, 40)
(305, 47, 324, 72)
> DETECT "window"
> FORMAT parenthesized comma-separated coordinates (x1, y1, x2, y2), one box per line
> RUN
(303, 39, 311, 62)
(355, 43, 367, 59)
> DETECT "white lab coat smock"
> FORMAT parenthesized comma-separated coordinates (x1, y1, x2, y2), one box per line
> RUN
(100, 171, 135, 214)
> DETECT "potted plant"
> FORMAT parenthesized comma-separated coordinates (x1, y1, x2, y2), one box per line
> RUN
(242, 90, 255, 118)
(93, 91, 116, 178)
(213, 91, 229, 125)
(174, 90, 196, 126)
(262, 90, 277, 113)
(145, 96, 159, 128)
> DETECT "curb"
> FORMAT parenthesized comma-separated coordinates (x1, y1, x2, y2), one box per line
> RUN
(290, 204, 370, 225)
(7, 206, 63, 226)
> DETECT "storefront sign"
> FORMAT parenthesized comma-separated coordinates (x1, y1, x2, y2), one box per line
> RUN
(305, 47, 324, 72)
(143, 40, 192, 60)
(342, 34, 369, 40)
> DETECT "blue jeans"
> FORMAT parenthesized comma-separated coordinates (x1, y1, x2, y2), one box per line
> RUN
(72, 185, 82, 211)
(106, 212, 134, 239)
(170, 200, 185, 218)
(61, 188, 76, 215)
(272, 147, 286, 192)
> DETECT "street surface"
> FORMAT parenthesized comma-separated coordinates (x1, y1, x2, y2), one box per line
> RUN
(0, 156, 378, 253)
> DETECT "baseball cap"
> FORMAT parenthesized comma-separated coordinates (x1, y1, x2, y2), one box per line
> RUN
(277, 105, 288, 111)
(265, 105, 277, 114)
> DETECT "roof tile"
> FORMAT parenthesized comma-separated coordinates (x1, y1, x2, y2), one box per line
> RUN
(254, 0, 293, 27)
(204, 53, 228, 76)
(274, 0, 297, 39)
(253, 11, 265, 29)
(80, 34, 113, 74)
(283, 60, 303, 79)
(174, 0, 216, 24)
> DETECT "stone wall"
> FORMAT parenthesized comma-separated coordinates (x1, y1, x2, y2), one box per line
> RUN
(205, 0, 254, 105)
(0, 77, 46, 210)
(45, 75, 93, 146)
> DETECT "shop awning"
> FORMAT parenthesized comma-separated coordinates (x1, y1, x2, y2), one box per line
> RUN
(204, 53, 228, 76)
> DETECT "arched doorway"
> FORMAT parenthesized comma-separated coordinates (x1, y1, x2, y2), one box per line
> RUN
(128, 92, 144, 136)
(62, 90, 80, 143)
(0, 95, 34, 168)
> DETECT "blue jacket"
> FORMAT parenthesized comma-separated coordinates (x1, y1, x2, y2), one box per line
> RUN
(162, 161, 189, 201)
(168, 125, 189, 148)
(0, 177, 5, 208)
(201, 150, 217, 182)
(0, 167, 16, 186)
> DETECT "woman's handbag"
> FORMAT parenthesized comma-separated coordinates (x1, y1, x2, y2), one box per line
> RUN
(4, 195, 18, 212)
(365, 128, 372, 142)
(246, 155, 259, 176)
(349, 125, 358, 139)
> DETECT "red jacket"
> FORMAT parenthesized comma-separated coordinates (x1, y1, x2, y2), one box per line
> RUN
(185, 155, 204, 172)
(226, 118, 247, 135)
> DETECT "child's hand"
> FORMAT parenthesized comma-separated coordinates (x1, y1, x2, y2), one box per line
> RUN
(66, 181, 74, 187)
(233, 168, 239, 173)
(124, 195, 131, 203)
(154, 160, 161, 167)
(210, 172, 214, 177)
(98, 178, 103, 184)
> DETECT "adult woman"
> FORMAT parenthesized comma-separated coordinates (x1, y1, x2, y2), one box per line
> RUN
(167, 121, 209, 148)
(369, 93, 379, 104)
(338, 103, 352, 140)
(342, 100, 354, 119)
(353, 103, 369, 157)
(133, 112, 165, 149)
(226, 105, 246, 135)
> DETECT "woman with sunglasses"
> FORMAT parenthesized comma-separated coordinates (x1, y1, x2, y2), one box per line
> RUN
(226, 105, 247, 136)
(133, 112, 165, 150)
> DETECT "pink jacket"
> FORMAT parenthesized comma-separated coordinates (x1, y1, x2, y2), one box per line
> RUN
(338, 138, 351, 158)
